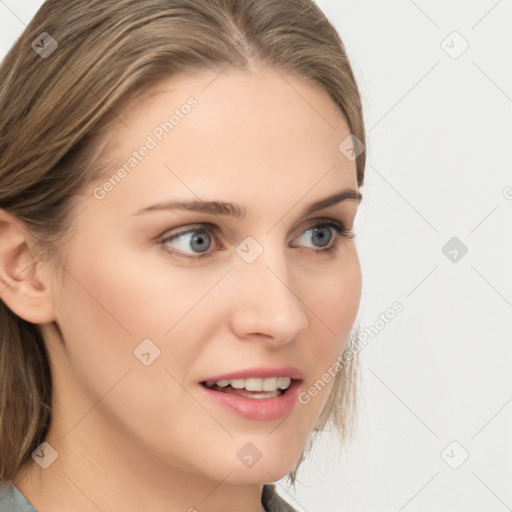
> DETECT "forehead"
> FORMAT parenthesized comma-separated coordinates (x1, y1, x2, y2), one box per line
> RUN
(88, 67, 358, 215)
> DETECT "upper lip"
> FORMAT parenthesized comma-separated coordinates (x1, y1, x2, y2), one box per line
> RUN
(199, 366, 304, 383)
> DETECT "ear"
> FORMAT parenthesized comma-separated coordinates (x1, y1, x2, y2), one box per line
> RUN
(0, 208, 57, 324)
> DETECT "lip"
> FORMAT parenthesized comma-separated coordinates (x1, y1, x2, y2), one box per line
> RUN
(198, 378, 303, 421)
(198, 366, 304, 421)
(199, 366, 304, 383)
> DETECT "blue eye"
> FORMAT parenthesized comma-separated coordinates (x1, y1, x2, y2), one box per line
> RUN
(160, 220, 354, 260)
(161, 223, 217, 259)
(296, 220, 355, 256)
(296, 223, 335, 249)
(165, 228, 213, 253)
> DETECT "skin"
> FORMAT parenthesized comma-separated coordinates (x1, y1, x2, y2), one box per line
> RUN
(0, 65, 362, 512)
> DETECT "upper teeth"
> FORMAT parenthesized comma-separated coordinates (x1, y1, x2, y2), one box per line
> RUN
(208, 377, 292, 392)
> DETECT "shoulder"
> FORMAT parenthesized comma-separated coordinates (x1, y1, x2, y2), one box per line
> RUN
(262, 483, 298, 512)
(0, 481, 37, 512)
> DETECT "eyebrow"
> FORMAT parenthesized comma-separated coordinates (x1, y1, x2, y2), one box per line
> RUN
(133, 188, 362, 218)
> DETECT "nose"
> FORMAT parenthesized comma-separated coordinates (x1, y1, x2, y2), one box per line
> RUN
(229, 243, 309, 346)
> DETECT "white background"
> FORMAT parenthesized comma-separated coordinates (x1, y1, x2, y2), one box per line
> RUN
(1, 1, 511, 511)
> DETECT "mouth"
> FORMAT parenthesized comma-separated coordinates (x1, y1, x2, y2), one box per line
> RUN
(198, 373, 303, 421)
(200, 376, 296, 400)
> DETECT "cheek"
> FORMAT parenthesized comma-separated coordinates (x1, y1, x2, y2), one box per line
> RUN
(59, 231, 217, 341)
(296, 252, 361, 411)
(54, 245, 211, 466)
(53, 238, 189, 396)
(54, 233, 224, 406)
(305, 250, 362, 349)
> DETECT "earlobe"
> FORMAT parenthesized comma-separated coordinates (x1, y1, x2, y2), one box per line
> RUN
(0, 208, 57, 324)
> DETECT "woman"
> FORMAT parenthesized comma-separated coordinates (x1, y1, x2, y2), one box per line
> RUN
(0, 0, 366, 510)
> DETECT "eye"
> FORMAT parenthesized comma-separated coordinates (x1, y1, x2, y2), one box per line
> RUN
(159, 219, 354, 260)
(293, 219, 355, 255)
(160, 223, 218, 259)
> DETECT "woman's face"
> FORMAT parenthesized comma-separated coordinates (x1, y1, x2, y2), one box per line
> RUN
(43, 66, 362, 484)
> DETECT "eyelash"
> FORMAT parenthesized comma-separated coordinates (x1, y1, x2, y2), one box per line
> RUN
(159, 219, 355, 261)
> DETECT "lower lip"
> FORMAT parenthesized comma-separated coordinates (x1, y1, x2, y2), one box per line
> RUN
(198, 379, 302, 421)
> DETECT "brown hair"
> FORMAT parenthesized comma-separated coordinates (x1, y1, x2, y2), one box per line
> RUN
(0, 0, 365, 487)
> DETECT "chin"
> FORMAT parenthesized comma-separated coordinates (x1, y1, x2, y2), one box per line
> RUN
(201, 443, 304, 485)
(222, 462, 296, 485)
